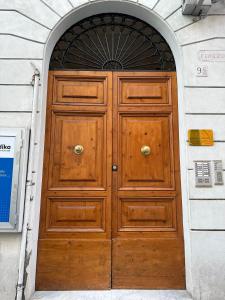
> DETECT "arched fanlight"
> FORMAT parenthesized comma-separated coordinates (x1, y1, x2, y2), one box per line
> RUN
(50, 13, 175, 71)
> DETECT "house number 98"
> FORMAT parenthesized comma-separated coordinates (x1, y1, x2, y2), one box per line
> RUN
(196, 66, 208, 77)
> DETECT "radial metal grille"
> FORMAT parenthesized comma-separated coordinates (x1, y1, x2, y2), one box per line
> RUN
(50, 13, 176, 71)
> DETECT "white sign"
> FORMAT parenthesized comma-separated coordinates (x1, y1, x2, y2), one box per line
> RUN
(0, 136, 15, 158)
(199, 50, 225, 62)
(196, 65, 208, 77)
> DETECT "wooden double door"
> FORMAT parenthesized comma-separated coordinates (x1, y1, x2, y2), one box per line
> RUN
(36, 71, 185, 290)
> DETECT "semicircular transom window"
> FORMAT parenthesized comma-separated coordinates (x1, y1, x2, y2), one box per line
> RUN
(50, 13, 176, 71)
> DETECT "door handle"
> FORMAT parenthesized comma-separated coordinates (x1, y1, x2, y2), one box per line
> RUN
(141, 145, 151, 156)
(73, 144, 84, 155)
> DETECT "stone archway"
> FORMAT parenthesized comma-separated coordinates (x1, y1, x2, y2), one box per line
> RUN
(24, 1, 191, 298)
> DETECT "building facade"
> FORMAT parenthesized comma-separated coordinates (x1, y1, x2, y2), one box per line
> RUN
(0, 0, 225, 300)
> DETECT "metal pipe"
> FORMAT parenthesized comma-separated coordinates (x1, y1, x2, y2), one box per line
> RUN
(16, 66, 40, 300)
(194, 0, 205, 15)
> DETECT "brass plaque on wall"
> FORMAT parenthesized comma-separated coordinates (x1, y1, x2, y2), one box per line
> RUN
(188, 129, 214, 146)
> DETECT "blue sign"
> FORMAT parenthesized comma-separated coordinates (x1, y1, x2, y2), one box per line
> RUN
(0, 137, 15, 222)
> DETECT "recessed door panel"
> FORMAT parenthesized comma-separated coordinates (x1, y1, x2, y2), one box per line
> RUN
(53, 74, 107, 105)
(119, 114, 173, 189)
(118, 197, 176, 231)
(49, 113, 106, 189)
(118, 77, 170, 105)
(46, 197, 105, 232)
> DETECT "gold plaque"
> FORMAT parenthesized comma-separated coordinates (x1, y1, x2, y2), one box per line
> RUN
(188, 129, 214, 146)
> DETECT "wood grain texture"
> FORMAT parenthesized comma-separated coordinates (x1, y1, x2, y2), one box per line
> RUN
(118, 197, 176, 231)
(48, 112, 107, 189)
(112, 238, 185, 289)
(119, 77, 169, 105)
(37, 71, 185, 290)
(53, 75, 107, 105)
(37, 71, 112, 290)
(46, 197, 105, 232)
(119, 114, 174, 189)
(36, 239, 111, 290)
(112, 72, 185, 288)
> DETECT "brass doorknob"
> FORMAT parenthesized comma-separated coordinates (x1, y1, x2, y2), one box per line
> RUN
(141, 145, 151, 156)
(73, 144, 84, 155)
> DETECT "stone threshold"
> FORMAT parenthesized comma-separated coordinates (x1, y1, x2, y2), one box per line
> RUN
(32, 290, 192, 300)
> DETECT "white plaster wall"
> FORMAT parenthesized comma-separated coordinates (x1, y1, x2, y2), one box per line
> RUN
(0, 1, 224, 300)
(0, 235, 21, 300)
(191, 231, 225, 300)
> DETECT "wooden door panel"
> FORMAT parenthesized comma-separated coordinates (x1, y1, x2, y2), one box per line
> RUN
(112, 238, 185, 289)
(36, 239, 111, 290)
(119, 114, 174, 189)
(118, 77, 170, 105)
(37, 71, 112, 290)
(49, 112, 106, 189)
(112, 72, 185, 289)
(118, 197, 176, 231)
(46, 197, 105, 232)
(37, 71, 185, 291)
(52, 73, 107, 105)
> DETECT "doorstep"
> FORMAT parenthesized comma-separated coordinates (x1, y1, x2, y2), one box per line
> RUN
(32, 290, 192, 300)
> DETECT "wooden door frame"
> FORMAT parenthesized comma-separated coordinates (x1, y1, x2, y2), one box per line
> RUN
(23, 2, 192, 297)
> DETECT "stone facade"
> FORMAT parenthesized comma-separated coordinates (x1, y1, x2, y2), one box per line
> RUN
(0, 1, 225, 299)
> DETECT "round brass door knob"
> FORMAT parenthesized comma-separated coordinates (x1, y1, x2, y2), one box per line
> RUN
(74, 144, 84, 155)
(141, 145, 151, 156)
